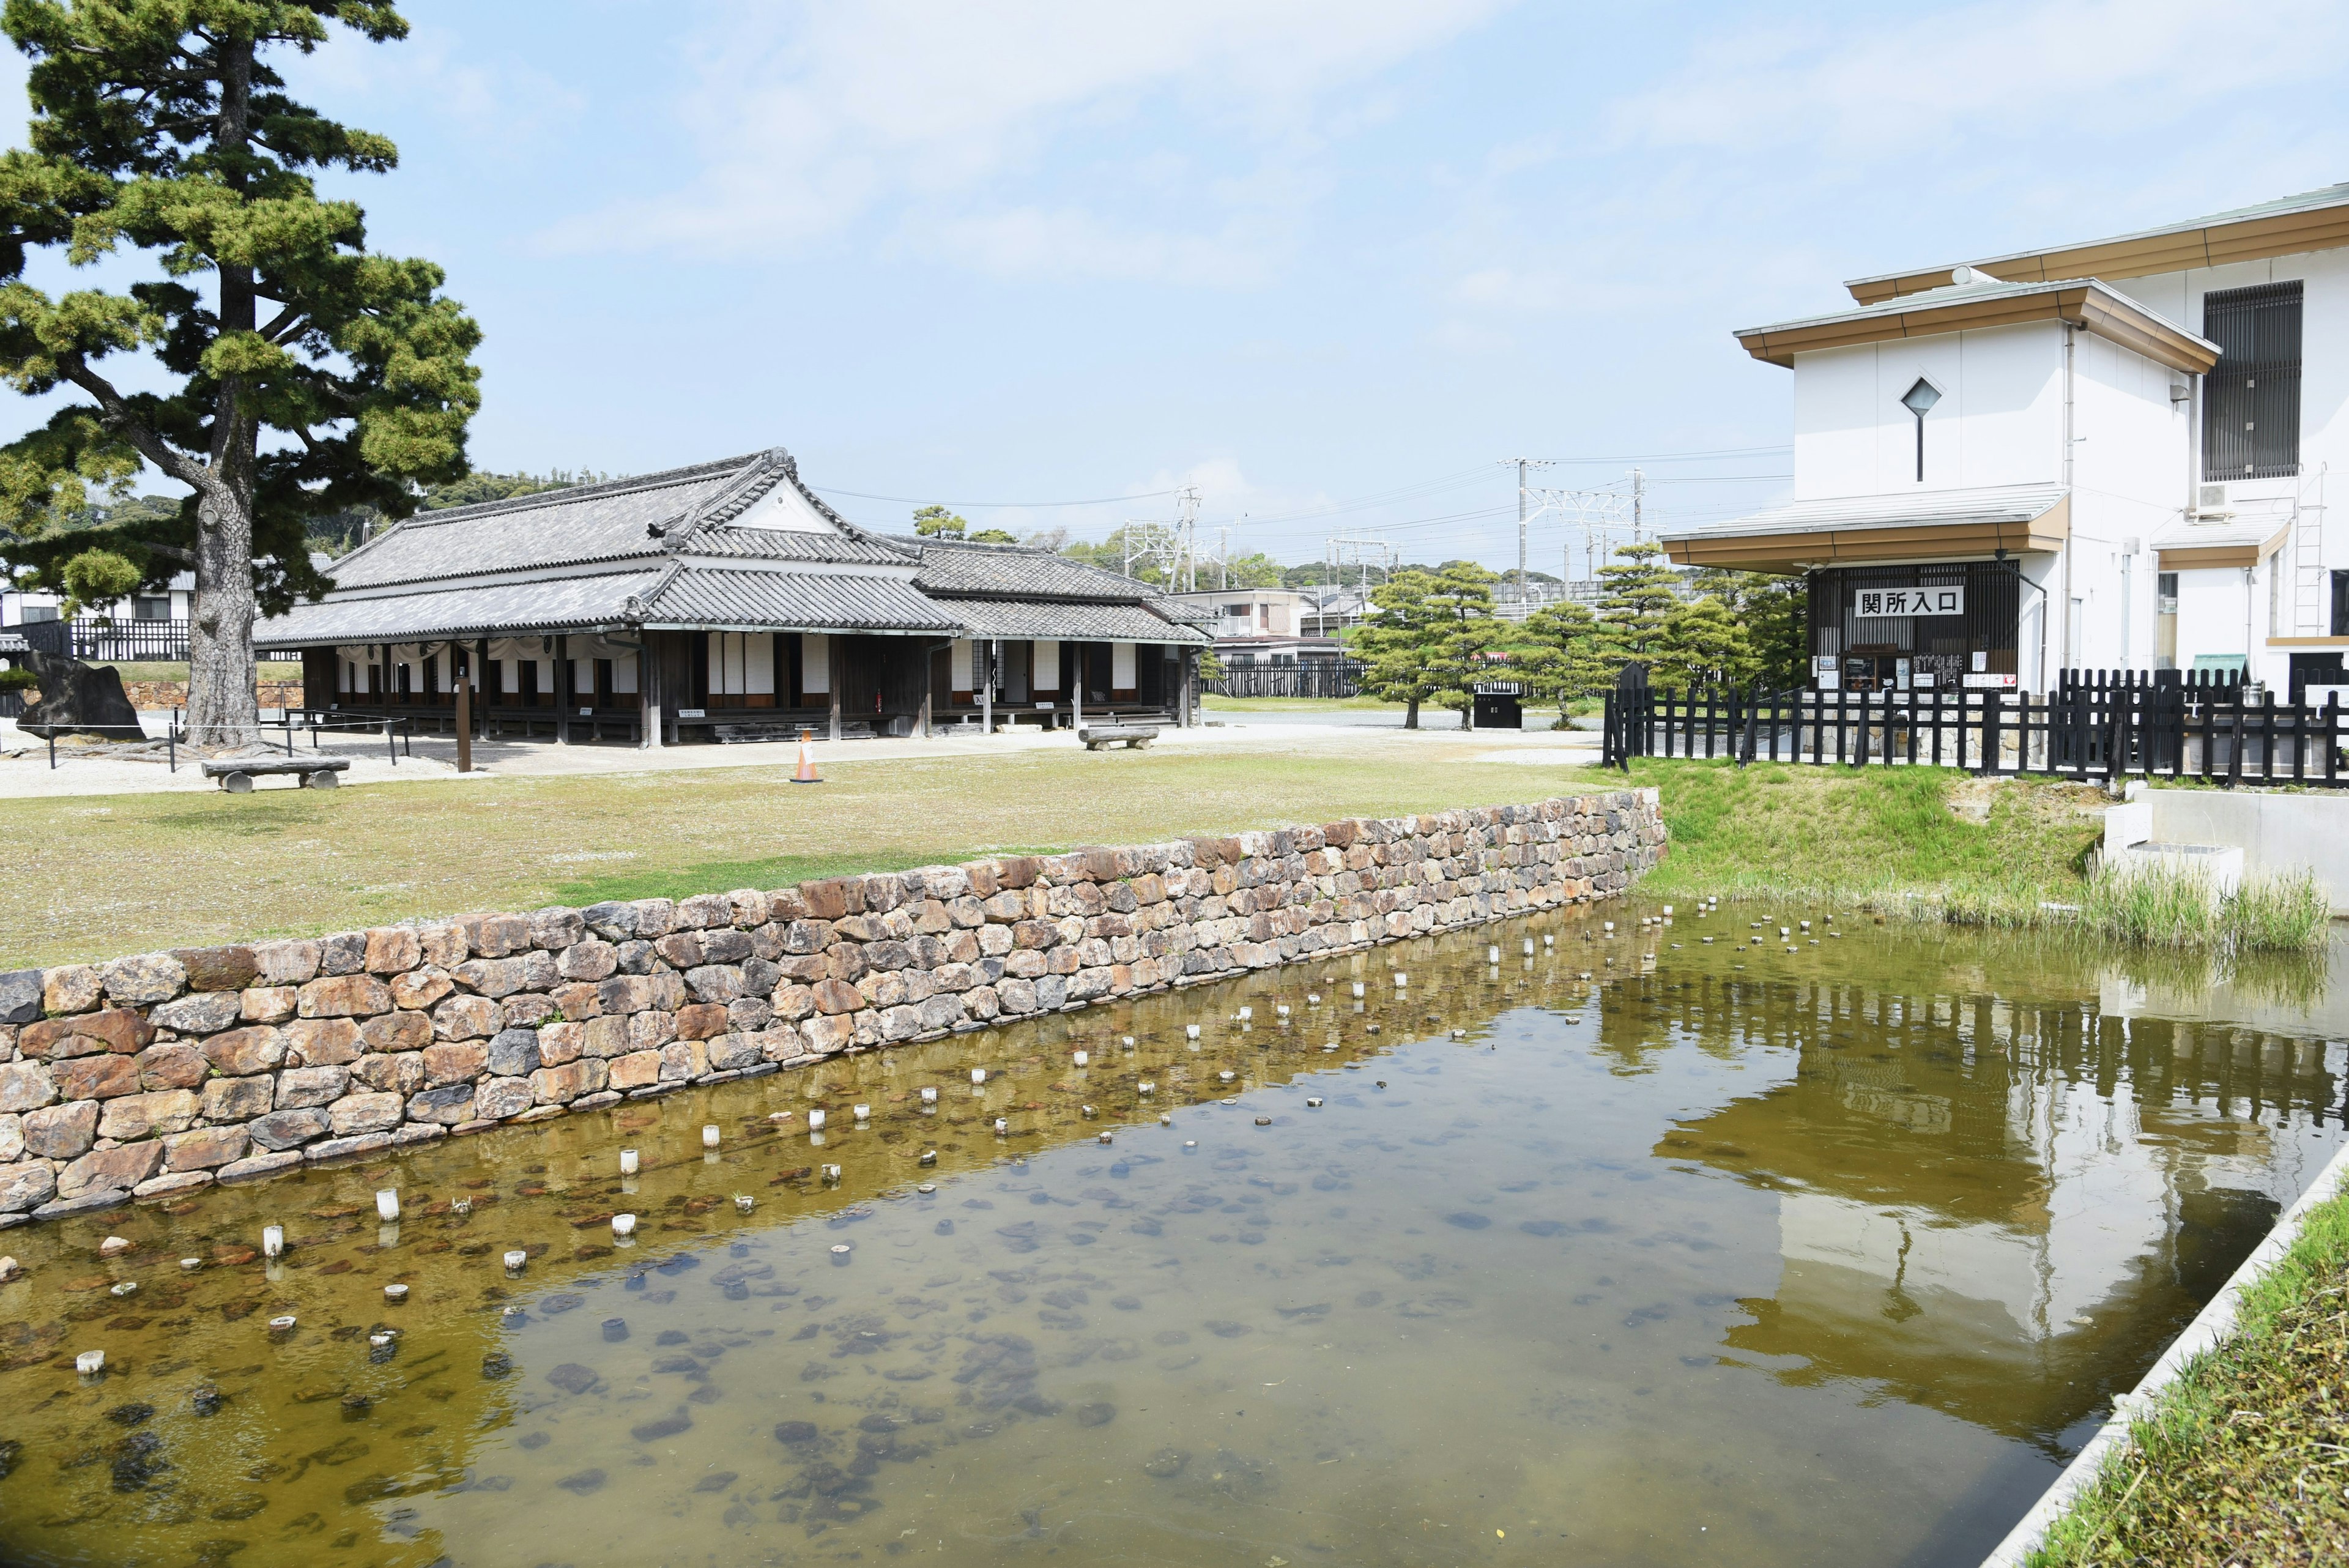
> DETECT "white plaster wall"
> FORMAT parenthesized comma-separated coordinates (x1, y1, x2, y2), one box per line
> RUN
(2142, 789, 2349, 915)
(2172, 565, 2258, 669)
(2066, 332, 2190, 672)
(1791, 321, 2063, 500)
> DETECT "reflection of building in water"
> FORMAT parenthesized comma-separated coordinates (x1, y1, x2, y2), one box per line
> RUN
(1628, 973, 2341, 1446)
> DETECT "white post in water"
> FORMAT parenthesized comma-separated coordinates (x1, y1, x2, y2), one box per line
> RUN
(375, 1190, 399, 1223)
(262, 1225, 284, 1259)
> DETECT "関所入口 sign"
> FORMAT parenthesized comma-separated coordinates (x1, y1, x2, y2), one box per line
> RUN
(1852, 587, 1964, 619)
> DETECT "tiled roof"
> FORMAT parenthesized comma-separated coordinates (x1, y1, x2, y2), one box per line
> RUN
(257, 568, 667, 647)
(946, 598, 1209, 643)
(636, 567, 956, 634)
(685, 525, 910, 565)
(894, 536, 1162, 601)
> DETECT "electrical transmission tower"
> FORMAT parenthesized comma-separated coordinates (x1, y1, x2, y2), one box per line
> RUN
(1523, 487, 1637, 590)
(1119, 485, 1204, 590)
(1325, 537, 1398, 626)
(1499, 458, 1557, 615)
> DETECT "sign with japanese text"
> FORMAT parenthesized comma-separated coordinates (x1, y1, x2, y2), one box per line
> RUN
(1851, 586, 1964, 619)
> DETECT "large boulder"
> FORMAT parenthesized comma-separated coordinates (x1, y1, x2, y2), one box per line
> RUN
(18, 650, 143, 740)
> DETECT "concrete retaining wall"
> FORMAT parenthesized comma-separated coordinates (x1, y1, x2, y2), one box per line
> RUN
(0, 790, 1665, 1227)
(2108, 787, 2349, 915)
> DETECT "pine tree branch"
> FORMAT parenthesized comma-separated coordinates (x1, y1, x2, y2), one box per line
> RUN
(56, 351, 213, 499)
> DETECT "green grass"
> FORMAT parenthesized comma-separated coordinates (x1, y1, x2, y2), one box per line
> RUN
(2027, 1183, 2349, 1566)
(1625, 759, 2329, 954)
(0, 738, 1612, 968)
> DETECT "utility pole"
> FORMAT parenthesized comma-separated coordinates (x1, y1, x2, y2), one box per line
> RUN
(1176, 485, 1201, 591)
(1630, 467, 1645, 541)
(1501, 458, 1556, 614)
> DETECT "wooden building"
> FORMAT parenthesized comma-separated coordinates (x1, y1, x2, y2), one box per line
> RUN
(256, 448, 1210, 743)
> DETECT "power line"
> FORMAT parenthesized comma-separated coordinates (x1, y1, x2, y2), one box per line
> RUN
(807, 484, 1175, 509)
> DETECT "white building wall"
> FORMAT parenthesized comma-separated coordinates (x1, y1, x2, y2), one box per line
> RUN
(2065, 332, 2190, 673)
(1792, 322, 2063, 501)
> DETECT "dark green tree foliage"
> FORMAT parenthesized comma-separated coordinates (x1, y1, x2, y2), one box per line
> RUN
(1651, 593, 1754, 691)
(1696, 568, 1806, 690)
(911, 503, 965, 537)
(1351, 560, 1499, 729)
(1517, 596, 1607, 705)
(0, 1, 481, 743)
(1595, 539, 1680, 669)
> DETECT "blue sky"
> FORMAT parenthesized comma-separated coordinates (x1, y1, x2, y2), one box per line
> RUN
(10, 0, 2349, 571)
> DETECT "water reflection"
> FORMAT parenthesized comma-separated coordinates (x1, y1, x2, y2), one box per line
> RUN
(0, 908, 2338, 1567)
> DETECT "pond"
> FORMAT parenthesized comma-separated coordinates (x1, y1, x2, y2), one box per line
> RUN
(0, 904, 2340, 1567)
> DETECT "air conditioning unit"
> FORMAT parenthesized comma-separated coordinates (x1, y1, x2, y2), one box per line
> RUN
(2194, 481, 2233, 518)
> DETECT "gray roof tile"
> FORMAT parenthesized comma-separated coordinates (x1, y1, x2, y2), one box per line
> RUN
(948, 598, 1208, 642)
(639, 568, 957, 634)
(258, 568, 667, 647)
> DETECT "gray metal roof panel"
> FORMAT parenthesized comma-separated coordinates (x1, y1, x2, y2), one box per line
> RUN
(1659, 483, 2069, 542)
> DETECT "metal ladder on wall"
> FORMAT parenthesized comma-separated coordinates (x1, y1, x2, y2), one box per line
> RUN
(2293, 467, 2330, 634)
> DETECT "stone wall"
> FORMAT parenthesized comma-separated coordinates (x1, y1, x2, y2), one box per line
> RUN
(0, 790, 1664, 1226)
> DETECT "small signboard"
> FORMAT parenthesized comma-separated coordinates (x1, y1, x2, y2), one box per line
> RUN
(1852, 586, 1964, 619)
(1962, 672, 2017, 689)
(677, 707, 705, 718)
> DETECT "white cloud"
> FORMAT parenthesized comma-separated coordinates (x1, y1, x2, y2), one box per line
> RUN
(543, 0, 1511, 280)
(1610, 0, 2349, 158)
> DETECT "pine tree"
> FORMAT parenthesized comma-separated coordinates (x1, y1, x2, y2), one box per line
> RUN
(1518, 596, 1608, 708)
(1351, 562, 1499, 729)
(0, 2, 481, 745)
(1423, 560, 1500, 730)
(1650, 595, 1755, 692)
(1595, 540, 1681, 674)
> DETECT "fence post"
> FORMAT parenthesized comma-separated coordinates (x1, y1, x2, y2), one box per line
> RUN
(2329, 694, 2342, 786)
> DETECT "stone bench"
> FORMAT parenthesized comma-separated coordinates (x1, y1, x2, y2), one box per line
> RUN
(202, 756, 351, 792)
(1080, 721, 1160, 751)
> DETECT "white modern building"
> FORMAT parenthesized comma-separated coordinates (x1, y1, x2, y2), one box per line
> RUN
(1664, 183, 2349, 697)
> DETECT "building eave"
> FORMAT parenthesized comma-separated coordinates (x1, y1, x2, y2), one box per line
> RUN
(1734, 282, 2217, 376)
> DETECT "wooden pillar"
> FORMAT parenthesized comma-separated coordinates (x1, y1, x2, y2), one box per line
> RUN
(554, 633, 569, 745)
(455, 675, 473, 772)
(639, 631, 662, 750)
(1072, 642, 1083, 737)
(982, 639, 994, 734)
(828, 635, 842, 742)
(919, 643, 933, 740)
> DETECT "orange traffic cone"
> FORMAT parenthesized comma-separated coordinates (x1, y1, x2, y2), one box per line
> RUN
(790, 727, 823, 785)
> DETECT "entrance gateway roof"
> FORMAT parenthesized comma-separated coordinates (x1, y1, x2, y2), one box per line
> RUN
(1659, 483, 2069, 573)
(256, 447, 1208, 650)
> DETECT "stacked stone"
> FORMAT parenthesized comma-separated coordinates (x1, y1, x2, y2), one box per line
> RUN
(0, 789, 1663, 1225)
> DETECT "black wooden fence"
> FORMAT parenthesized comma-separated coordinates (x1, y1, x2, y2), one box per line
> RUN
(1601, 667, 2349, 787)
(10, 615, 191, 661)
(1204, 660, 1364, 699)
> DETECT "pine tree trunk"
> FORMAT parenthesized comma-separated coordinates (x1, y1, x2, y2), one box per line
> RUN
(186, 492, 261, 748)
(1405, 696, 1420, 730)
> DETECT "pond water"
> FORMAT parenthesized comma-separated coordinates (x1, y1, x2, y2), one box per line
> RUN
(1, 905, 2342, 1568)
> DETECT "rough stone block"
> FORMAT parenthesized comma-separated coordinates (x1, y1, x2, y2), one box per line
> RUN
(1, 1159, 58, 1213)
(97, 1088, 199, 1140)
(41, 964, 101, 1014)
(530, 907, 585, 949)
(306, 1131, 396, 1163)
(423, 1041, 487, 1085)
(475, 1076, 535, 1119)
(812, 978, 860, 1016)
(202, 1026, 286, 1077)
(0, 1061, 56, 1114)
(459, 912, 531, 958)
(608, 1050, 663, 1090)
(249, 939, 321, 986)
(172, 944, 259, 993)
(351, 1052, 426, 1096)
(0, 1113, 14, 1163)
(556, 939, 617, 982)
(530, 1059, 604, 1104)
(57, 1053, 141, 1101)
(0, 969, 43, 1026)
(432, 995, 501, 1041)
(484, 1028, 541, 1077)
(658, 1039, 707, 1081)
(581, 901, 637, 942)
(58, 1140, 164, 1199)
(358, 1010, 433, 1053)
(389, 968, 455, 1010)
(240, 985, 298, 1023)
(22, 1008, 156, 1059)
(407, 1083, 476, 1124)
(327, 1091, 406, 1135)
(150, 990, 243, 1035)
(298, 974, 393, 1019)
(364, 927, 422, 974)
(163, 1124, 250, 1172)
(455, 957, 529, 998)
(286, 1017, 363, 1067)
(275, 1066, 352, 1109)
(535, 1022, 583, 1068)
(316, 932, 366, 975)
(684, 966, 743, 1004)
(134, 1170, 214, 1199)
(100, 952, 186, 1006)
(201, 1076, 276, 1121)
(707, 1033, 762, 1071)
(216, 1149, 305, 1183)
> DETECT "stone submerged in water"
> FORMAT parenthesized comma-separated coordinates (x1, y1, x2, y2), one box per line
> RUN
(1142, 1447, 1189, 1478)
(773, 1421, 820, 1445)
(544, 1363, 598, 1395)
(1074, 1402, 1116, 1427)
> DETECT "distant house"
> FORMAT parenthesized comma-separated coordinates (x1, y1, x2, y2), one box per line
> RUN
(1662, 182, 2349, 697)
(2, 571, 195, 661)
(1165, 587, 1343, 669)
(255, 447, 1209, 742)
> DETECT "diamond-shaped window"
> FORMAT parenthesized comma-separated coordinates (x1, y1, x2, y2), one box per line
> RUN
(1901, 378, 1941, 416)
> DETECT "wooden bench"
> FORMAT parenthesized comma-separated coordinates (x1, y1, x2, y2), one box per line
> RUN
(711, 721, 802, 745)
(1080, 721, 1160, 751)
(202, 756, 351, 792)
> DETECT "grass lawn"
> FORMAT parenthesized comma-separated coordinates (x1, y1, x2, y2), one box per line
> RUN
(2027, 1183, 2349, 1565)
(2, 741, 1612, 968)
(1623, 757, 2107, 908)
